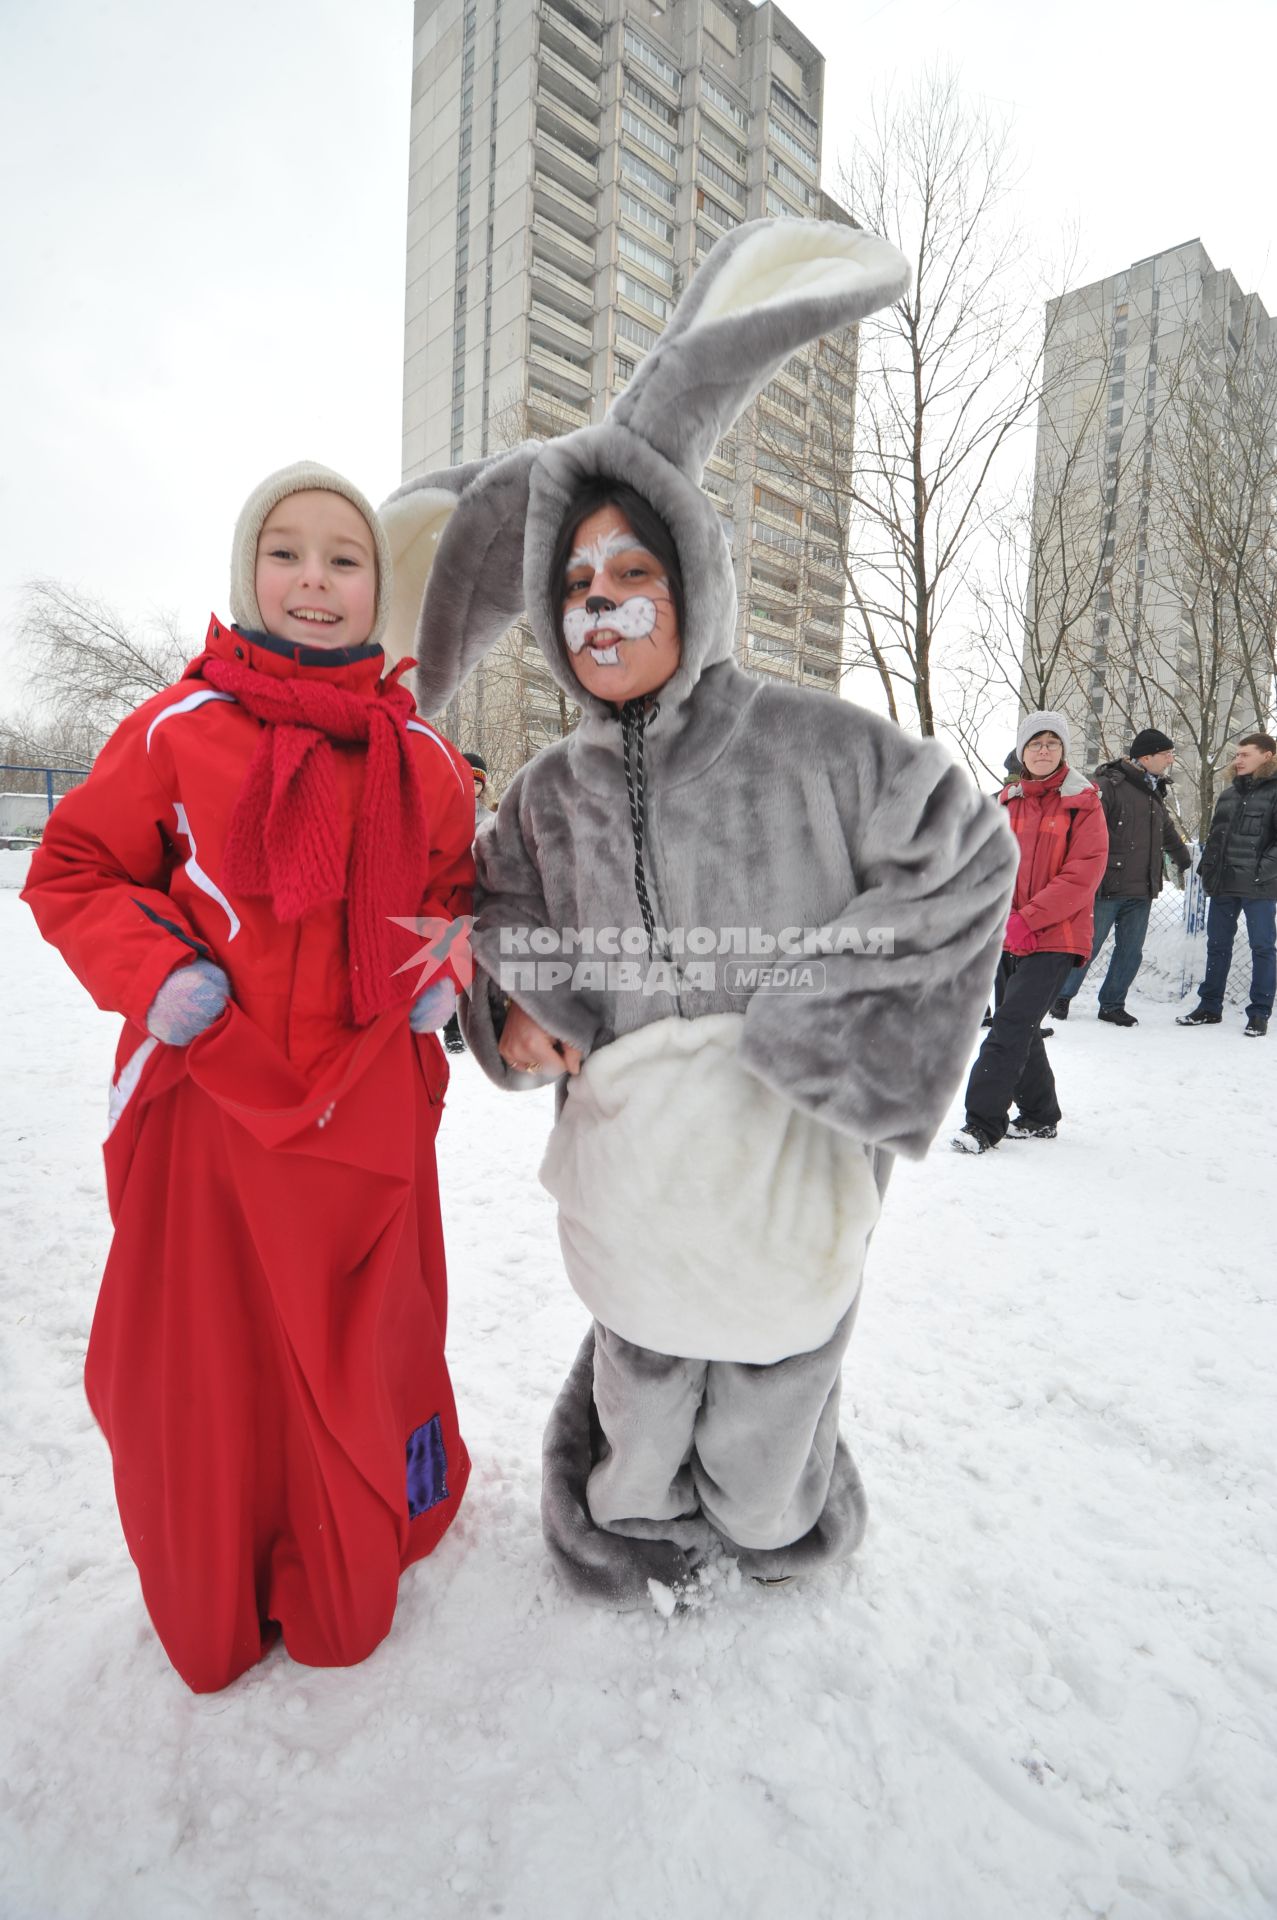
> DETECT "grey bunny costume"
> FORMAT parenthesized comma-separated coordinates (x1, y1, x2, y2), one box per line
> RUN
(382, 220, 1018, 1605)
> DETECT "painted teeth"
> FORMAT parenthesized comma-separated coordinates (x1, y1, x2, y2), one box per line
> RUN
(589, 644, 620, 665)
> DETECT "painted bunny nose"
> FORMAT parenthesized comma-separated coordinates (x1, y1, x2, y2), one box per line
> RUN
(585, 595, 616, 615)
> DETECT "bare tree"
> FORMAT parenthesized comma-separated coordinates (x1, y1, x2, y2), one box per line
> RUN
(1087, 316, 1277, 834)
(18, 581, 191, 742)
(950, 318, 1148, 779)
(816, 68, 1071, 735)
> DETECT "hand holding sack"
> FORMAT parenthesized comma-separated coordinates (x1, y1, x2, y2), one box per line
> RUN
(146, 959, 231, 1045)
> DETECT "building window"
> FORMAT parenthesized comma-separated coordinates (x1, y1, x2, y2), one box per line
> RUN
(750, 518, 802, 554)
(618, 270, 671, 321)
(754, 484, 803, 524)
(622, 108, 678, 168)
(765, 188, 802, 221)
(767, 115, 817, 174)
(616, 310, 659, 352)
(614, 354, 636, 384)
(700, 120, 746, 172)
(769, 79, 819, 146)
(620, 189, 674, 246)
(696, 187, 740, 229)
(619, 229, 675, 284)
(625, 74, 680, 131)
(620, 146, 677, 206)
(624, 26, 681, 94)
(702, 75, 746, 129)
(700, 153, 746, 204)
(768, 153, 817, 208)
(765, 379, 806, 419)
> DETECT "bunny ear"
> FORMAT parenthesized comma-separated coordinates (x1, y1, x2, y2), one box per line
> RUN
(381, 445, 537, 713)
(609, 218, 910, 480)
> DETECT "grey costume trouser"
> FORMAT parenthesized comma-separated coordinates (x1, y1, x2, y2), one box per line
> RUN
(587, 1303, 857, 1553)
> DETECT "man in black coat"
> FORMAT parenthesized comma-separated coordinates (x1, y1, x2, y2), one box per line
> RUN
(1053, 729, 1191, 1027)
(1178, 731, 1277, 1037)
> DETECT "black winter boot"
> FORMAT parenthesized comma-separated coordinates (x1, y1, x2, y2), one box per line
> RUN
(1176, 1006, 1221, 1027)
(1098, 1006, 1138, 1027)
(1050, 998, 1070, 1020)
(952, 1123, 997, 1155)
(1244, 1016, 1268, 1037)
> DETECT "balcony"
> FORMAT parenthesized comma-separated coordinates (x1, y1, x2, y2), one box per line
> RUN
(541, 0, 603, 44)
(533, 0, 599, 74)
(750, 600, 798, 633)
(806, 562, 844, 595)
(539, 44, 601, 115)
(531, 252, 595, 321)
(533, 170, 597, 240)
(527, 381, 591, 432)
(534, 122, 600, 195)
(530, 299, 593, 353)
(536, 86, 600, 158)
(529, 341, 593, 399)
(532, 211, 596, 274)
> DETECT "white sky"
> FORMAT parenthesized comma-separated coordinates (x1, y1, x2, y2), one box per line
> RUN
(2, 0, 1273, 688)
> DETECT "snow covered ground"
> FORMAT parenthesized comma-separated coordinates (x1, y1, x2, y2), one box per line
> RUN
(2, 877, 1275, 1920)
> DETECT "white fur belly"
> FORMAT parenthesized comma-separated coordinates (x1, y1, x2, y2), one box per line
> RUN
(539, 1013, 880, 1364)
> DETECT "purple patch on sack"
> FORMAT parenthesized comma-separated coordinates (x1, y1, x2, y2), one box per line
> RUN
(406, 1415, 449, 1519)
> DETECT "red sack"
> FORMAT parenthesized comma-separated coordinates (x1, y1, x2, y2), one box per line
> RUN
(94, 1006, 469, 1692)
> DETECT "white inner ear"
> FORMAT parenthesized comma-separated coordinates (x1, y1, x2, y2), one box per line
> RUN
(380, 487, 459, 664)
(687, 224, 909, 333)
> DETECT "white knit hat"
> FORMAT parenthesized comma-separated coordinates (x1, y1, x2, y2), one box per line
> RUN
(1016, 708, 1071, 761)
(228, 460, 394, 649)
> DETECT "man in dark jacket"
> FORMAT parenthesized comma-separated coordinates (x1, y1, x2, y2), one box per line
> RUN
(1053, 729, 1191, 1027)
(1178, 731, 1277, 1037)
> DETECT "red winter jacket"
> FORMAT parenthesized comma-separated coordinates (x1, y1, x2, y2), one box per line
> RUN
(24, 617, 476, 1080)
(22, 618, 477, 1691)
(1000, 764, 1108, 960)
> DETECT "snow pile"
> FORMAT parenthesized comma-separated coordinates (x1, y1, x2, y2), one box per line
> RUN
(1, 891, 1274, 1919)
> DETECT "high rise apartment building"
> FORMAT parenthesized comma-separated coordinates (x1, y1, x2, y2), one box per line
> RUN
(403, 0, 857, 749)
(1026, 240, 1274, 813)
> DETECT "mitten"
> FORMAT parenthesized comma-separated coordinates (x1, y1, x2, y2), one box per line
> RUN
(146, 959, 232, 1045)
(1004, 911, 1038, 956)
(409, 976, 458, 1032)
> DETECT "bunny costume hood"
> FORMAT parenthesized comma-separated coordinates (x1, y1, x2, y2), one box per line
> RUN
(382, 220, 912, 721)
(380, 215, 1016, 1160)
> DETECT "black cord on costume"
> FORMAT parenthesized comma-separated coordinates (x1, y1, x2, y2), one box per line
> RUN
(620, 698, 659, 956)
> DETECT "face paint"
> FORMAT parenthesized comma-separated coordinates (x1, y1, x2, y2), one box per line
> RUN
(563, 595, 661, 655)
(568, 530, 648, 575)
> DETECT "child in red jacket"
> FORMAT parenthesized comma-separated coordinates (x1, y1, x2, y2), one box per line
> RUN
(24, 462, 475, 1691)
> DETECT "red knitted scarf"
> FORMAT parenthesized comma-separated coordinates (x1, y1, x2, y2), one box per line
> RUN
(202, 657, 428, 1026)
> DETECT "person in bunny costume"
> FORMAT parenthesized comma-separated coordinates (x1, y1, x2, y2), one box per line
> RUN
(381, 220, 1018, 1606)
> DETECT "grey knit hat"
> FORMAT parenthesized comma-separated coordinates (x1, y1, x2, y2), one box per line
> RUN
(1016, 708, 1071, 761)
(228, 461, 394, 649)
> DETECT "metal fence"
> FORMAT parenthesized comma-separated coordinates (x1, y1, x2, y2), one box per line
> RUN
(0, 764, 91, 846)
(1081, 847, 1253, 1007)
